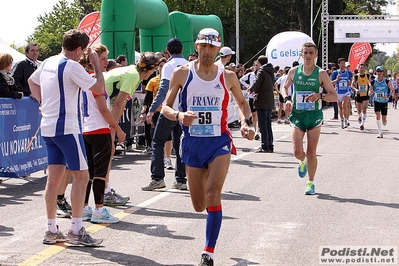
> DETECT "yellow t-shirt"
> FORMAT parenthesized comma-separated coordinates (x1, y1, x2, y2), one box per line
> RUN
(104, 65, 141, 107)
(145, 75, 162, 112)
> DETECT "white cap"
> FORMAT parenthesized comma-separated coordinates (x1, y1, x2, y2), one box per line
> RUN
(220, 46, 235, 57)
(195, 28, 221, 47)
(345, 62, 350, 67)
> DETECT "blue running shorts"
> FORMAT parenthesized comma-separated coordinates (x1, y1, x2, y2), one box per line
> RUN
(43, 134, 88, 170)
(181, 132, 232, 168)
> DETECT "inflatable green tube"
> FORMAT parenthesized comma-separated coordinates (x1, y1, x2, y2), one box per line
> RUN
(100, 0, 170, 63)
(100, 0, 224, 62)
(169, 11, 224, 57)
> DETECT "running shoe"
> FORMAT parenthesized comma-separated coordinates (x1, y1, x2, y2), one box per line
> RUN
(284, 120, 290, 124)
(304, 182, 315, 195)
(254, 133, 260, 140)
(277, 119, 283, 124)
(111, 188, 130, 202)
(172, 181, 188, 190)
(358, 116, 362, 124)
(91, 208, 119, 224)
(198, 254, 214, 266)
(360, 125, 364, 131)
(377, 133, 384, 138)
(66, 227, 103, 246)
(298, 156, 308, 178)
(164, 158, 174, 170)
(103, 192, 127, 206)
(82, 206, 93, 221)
(43, 225, 66, 245)
(254, 147, 272, 153)
(341, 119, 345, 129)
(142, 146, 152, 155)
(141, 180, 166, 191)
(56, 198, 72, 218)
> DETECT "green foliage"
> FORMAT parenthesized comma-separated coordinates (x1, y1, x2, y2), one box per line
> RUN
(28, 0, 393, 67)
(28, 0, 84, 60)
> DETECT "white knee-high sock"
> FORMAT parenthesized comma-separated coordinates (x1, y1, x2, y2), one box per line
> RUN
(376, 119, 382, 133)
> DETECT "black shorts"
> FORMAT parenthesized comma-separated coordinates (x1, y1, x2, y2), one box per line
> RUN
(249, 98, 257, 112)
(279, 93, 284, 104)
(355, 95, 369, 103)
(84, 134, 112, 178)
(374, 102, 388, 116)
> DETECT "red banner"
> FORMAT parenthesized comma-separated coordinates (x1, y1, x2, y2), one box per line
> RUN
(78, 11, 101, 46)
(348, 43, 372, 72)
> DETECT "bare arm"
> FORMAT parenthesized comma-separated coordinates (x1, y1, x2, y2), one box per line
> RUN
(225, 70, 254, 140)
(87, 48, 105, 95)
(388, 80, 395, 95)
(111, 91, 130, 123)
(161, 66, 197, 125)
(319, 70, 338, 102)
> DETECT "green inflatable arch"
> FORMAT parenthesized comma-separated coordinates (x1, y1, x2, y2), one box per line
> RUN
(100, 0, 224, 62)
(169, 11, 224, 57)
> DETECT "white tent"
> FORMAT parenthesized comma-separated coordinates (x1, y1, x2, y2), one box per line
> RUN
(0, 38, 26, 65)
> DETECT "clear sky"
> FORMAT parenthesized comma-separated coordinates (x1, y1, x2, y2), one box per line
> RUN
(1, 0, 398, 55)
(1, 0, 68, 46)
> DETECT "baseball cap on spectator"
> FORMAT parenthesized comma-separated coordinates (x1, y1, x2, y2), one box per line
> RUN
(229, 63, 236, 68)
(292, 61, 299, 67)
(345, 62, 350, 67)
(166, 38, 183, 54)
(376, 66, 384, 72)
(220, 47, 235, 57)
(369, 69, 374, 73)
(195, 28, 221, 47)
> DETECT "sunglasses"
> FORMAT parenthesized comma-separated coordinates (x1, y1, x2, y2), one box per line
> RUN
(197, 34, 219, 42)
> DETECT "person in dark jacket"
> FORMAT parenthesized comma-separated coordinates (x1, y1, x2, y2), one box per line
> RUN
(0, 53, 23, 99)
(249, 55, 275, 152)
(12, 42, 39, 96)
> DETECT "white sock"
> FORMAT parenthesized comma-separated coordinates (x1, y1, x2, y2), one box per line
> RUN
(47, 219, 57, 233)
(95, 207, 103, 213)
(83, 205, 90, 211)
(71, 218, 83, 235)
(376, 119, 382, 133)
(104, 184, 112, 194)
(202, 251, 214, 260)
(362, 113, 366, 121)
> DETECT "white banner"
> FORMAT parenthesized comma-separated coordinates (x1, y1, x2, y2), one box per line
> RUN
(334, 20, 399, 43)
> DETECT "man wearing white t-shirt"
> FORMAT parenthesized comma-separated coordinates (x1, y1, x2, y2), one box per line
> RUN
(29, 29, 104, 246)
(142, 38, 188, 191)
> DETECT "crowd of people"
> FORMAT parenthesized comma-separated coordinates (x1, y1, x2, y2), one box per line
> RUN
(0, 27, 397, 265)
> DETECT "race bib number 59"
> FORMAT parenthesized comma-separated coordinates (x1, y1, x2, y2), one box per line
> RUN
(189, 106, 221, 137)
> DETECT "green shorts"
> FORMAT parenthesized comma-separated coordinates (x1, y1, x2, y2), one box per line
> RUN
(289, 110, 324, 132)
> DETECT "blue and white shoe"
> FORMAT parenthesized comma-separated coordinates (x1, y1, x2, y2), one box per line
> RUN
(82, 206, 93, 221)
(91, 208, 119, 224)
(304, 182, 315, 195)
(298, 156, 308, 178)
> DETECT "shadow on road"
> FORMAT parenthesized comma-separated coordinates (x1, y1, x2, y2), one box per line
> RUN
(68, 247, 193, 266)
(0, 174, 46, 208)
(231, 257, 260, 265)
(317, 193, 399, 209)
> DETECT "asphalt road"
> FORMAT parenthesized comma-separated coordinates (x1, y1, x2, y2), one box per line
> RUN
(1, 104, 398, 266)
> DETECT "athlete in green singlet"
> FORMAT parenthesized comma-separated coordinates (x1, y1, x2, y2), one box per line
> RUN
(283, 42, 337, 195)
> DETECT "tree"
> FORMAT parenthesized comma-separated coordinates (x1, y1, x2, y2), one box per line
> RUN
(28, 0, 96, 60)
(29, 0, 391, 66)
